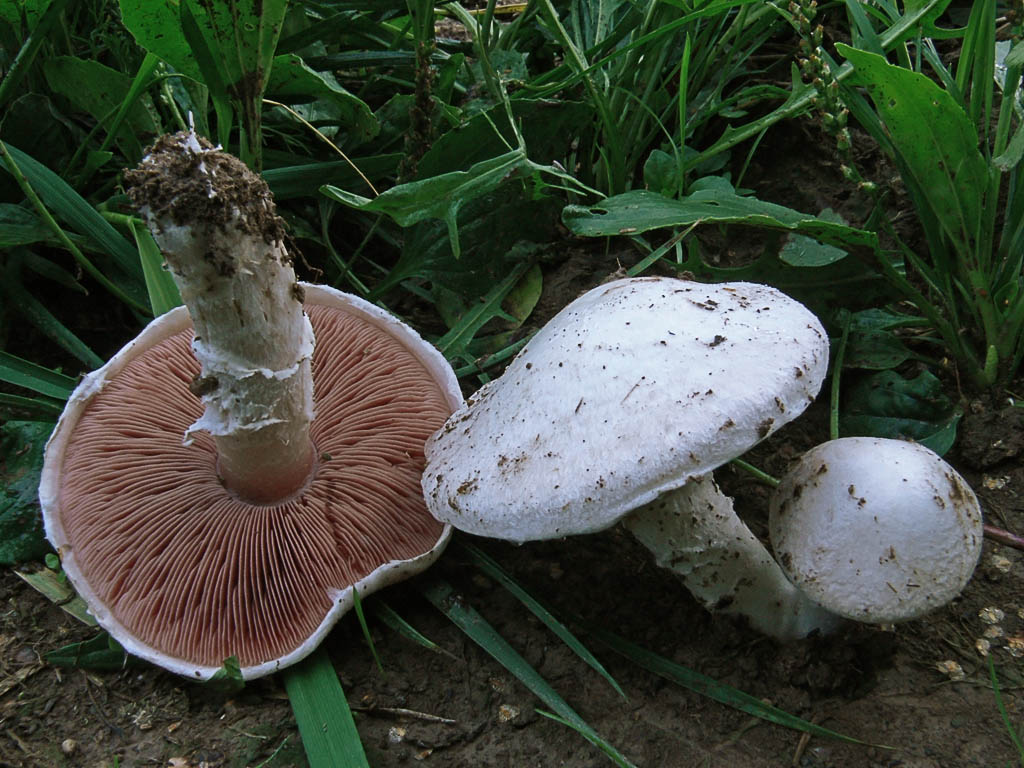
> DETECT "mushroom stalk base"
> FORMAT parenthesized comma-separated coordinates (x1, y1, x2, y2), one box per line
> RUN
(623, 475, 842, 640)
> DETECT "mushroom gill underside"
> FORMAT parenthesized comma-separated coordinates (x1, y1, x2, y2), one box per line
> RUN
(53, 304, 451, 672)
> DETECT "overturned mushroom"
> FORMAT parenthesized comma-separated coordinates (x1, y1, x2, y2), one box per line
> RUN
(422, 276, 838, 639)
(769, 437, 983, 624)
(40, 132, 462, 680)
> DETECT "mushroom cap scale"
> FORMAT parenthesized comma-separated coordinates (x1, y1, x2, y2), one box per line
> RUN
(768, 437, 983, 623)
(40, 284, 462, 680)
(423, 277, 829, 542)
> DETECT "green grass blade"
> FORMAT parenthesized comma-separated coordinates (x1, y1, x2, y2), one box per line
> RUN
(590, 626, 882, 747)
(2, 279, 103, 368)
(419, 578, 638, 768)
(352, 589, 383, 674)
(15, 568, 96, 627)
(536, 710, 636, 768)
(0, 350, 76, 399)
(0, 0, 73, 109)
(375, 601, 457, 659)
(130, 218, 183, 315)
(987, 656, 1024, 763)
(2, 143, 141, 278)
(0, 392, 65, 421)
(457, 542, 627, 700)
(434, 262, 531, 358)
(282, 647, 370, 768)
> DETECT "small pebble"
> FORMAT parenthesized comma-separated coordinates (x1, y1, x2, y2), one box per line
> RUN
(60, 739, 77, 755)
(979, 607, 1005, 624)
(935, 660, 965, 681)
(988, 555, 1012, 574)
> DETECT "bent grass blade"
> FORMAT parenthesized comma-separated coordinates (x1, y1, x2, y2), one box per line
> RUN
(457, 541, 627, 699)
(420, 578, 638, 767)
(591, 626, 888, 749)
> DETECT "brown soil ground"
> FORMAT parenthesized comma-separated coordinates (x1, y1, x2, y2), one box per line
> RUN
(3, 127, 1023, 768)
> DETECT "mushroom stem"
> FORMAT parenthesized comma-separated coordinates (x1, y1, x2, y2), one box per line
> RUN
(623, 475, 843, 640)
(126, 131, 314, 503)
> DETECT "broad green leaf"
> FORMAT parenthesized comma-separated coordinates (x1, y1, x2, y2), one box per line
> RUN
(779, 208, 850, 267)
(186, 0, 287, 89)
(0, 203, 52, 246)
(380, 190, 560, 299)
(642, 149, 679, 197)
(562, 188, 879, 253)
(837, 44, 991, 257)
(2, 143, 142, 280)
(2, 277, 104, 368)
(0, 421, 52, 564)
(323, 148, 532, 259)
(843, 330, 916, 370)
(46, 633, 134, 671)
(0, 0, 50, 29)
(848, 307, 925, 332)
(0, 94, 76, 168)
(418, 99, 593, 178)
(263, 155, 400, 200)
(267, 54, 378, 144)
(420, 579, 637, 767)
(283, 647, 370, 768)
(124, 0, 287, 90)
(42, 56, 158, 161)
(841, 370, 961, 455)
(435, 261, 533, 359)
(119, 0, 201, 81)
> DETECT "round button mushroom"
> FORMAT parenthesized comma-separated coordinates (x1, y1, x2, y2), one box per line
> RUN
(39, 132, 462, 680)
(769, 437, 983, 623)
(423, 276, 839, 639)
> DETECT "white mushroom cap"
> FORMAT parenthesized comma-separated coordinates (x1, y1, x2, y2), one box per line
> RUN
(768, 437, 983, 623)
(423, 277, 829, 542)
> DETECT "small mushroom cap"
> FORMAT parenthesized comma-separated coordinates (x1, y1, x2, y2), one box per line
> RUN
(769, 437, 983, 623)
(423, 277, 829, 542)
(40, 284, 461, 680)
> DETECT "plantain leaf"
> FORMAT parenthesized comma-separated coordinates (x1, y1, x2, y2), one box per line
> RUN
(562, 187, 879, 253)
(841, 370, 961, 455)
(323, 149, 532, 260)
(42, 56, 158, 161)
(837, 44, 991, 257)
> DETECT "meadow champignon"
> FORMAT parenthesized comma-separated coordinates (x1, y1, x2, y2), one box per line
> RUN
(769, 437, 983, 624)
(39, 132, 462, 680)
(422, 276, 839, 639)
